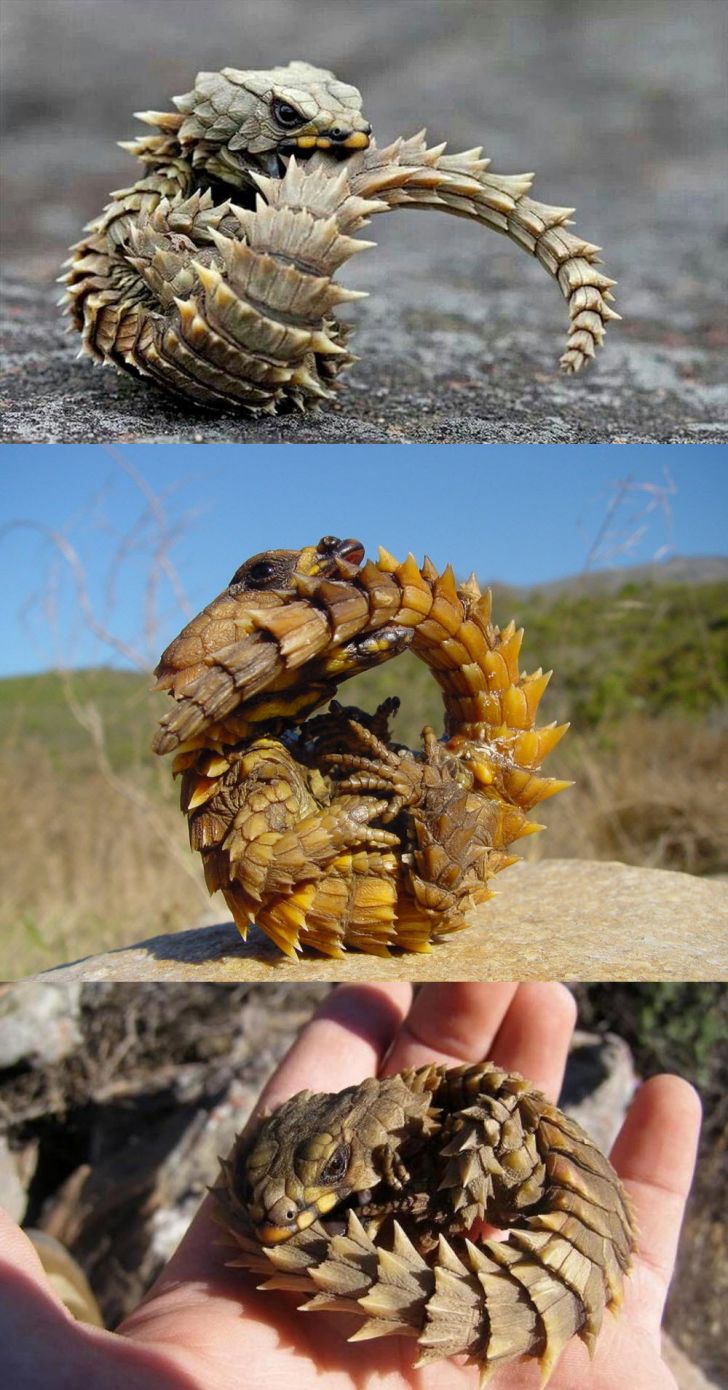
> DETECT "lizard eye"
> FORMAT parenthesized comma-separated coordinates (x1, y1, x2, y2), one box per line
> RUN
(247, 559, 275, 582)
(319, 1142, 350, 1186)
(230, 555, 281, 590)
(272, 99, 304, 129)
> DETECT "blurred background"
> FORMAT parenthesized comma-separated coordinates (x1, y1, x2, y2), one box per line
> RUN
(0, 980, 726, 1387)
(1, 443, 726, 976)
(2, 0, 726, 441)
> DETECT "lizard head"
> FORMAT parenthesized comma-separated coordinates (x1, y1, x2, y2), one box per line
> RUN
(154, 534, 364, 685)
(173, 61, 371, 182)
(227, 535, 365, 594)
(236, 1076, 432, 1245)
(151, 536, 367, 754)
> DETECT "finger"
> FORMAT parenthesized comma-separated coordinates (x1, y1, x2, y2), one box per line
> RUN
(610, 1074, 701, 1314)
(256, 982, 412, 1115)
(0, 1208, 194, 1390)
(488, 982, 577, 1101)
(0, 1206, 68, 1309)
(381, 982, 519, 1073)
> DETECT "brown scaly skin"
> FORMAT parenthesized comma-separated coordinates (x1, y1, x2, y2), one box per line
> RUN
(63, 63, 618, 413)
(153, 537, 570, 957)
(213, 1061, 637, 1384)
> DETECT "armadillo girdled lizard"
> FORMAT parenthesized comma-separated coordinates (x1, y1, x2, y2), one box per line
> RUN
(214, 1060, 636, 1383)
(153, 536, 570, 957)
(63, 62, 618, 413)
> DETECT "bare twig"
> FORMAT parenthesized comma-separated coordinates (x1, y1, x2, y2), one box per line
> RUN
(1, 455, 211, 937)
(581, 465, 676, 572)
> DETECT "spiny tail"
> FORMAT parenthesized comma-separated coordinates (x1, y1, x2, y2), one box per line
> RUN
(178, 161, 385, 411)
(371, 547, 571, 821)
(260, 134, 619, 372)
(350, 132, 620, 372)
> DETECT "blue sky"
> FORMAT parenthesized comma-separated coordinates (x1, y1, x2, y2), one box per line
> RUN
(1, 443, 726, 677)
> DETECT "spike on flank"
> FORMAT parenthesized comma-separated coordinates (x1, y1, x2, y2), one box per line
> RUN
(396, 552, 423, 588)
(460, 571, 482, 601)
(377, 545, 400, 573)
(435, 563, 460, 604)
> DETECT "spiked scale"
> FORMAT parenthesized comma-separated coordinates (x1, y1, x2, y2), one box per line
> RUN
(213, 1061, 636, 1384)
(63, 62, 618, 412)
(153, 537, 570, 957)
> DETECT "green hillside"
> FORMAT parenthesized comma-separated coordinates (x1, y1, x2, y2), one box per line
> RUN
(2, 578, 725, 769)
(512, 578, 728, 728)
(0, 668, 157, 776)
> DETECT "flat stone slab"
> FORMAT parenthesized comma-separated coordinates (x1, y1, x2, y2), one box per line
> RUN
(36, 860, 728, 983)
(3, 263, 725, 445)
(2, 0, 726, 443)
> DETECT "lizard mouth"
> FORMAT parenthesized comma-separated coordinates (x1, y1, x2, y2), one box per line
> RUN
(256, 129, 370, 179)
(254, 150, 293, 179)
(256, 1186, 375, 1245)
(331, 537, 365, 567)
(287, 130, 371, 153)
(307, 535, 365, 574)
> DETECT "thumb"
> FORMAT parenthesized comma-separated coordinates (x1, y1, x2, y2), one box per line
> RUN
(0, 1204, 89, 1390)
(0, 1205, 198, 1390)
(0, 1202, 74, 1311)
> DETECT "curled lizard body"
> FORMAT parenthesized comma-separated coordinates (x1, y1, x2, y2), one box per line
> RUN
(64, 62, 618, 413)
(153, 537, 569, 956)
(214, 1061, 637, 1384)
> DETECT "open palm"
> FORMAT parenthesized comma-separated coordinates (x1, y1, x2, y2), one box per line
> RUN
(1, 983, 701, 1390)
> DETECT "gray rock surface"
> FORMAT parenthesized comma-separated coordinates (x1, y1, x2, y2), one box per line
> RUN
(2, 0, 726, 442)
(0, 982, 83, 1066)
(560, 1030, 637, 1153)
(0, 1134, 33, 1222)
(36, 859, 728, 983)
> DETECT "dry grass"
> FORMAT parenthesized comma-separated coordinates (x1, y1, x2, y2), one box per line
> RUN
(521, 715, 728, 876)
(0, 745, 209, 977)
(2, 713, 725, 978)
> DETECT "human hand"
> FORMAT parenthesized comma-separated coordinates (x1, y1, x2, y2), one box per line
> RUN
(0, 983, 701, 1389)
